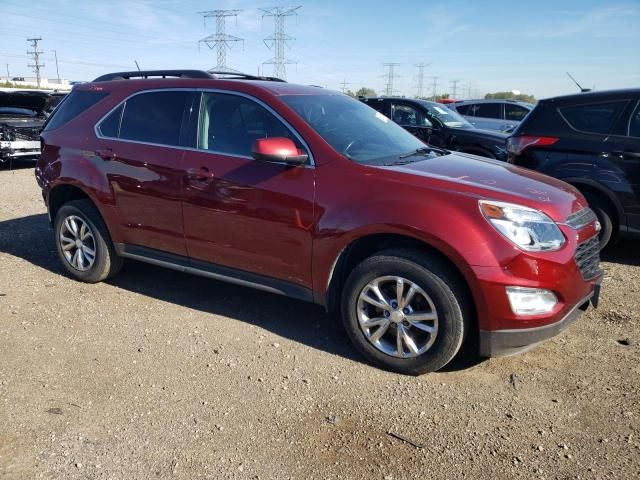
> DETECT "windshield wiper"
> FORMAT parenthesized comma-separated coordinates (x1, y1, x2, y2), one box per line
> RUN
(398, 146, 448, 159)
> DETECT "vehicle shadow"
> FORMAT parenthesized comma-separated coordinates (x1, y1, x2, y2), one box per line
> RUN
(0, 161, 36, 171)
(601, 238, 639, 267)
(0, 213, 487, 374)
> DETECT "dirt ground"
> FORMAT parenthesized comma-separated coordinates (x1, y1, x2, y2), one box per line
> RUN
(0, 165, 638, 479)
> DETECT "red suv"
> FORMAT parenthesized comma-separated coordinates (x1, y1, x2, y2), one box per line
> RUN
(35, 70, 602, 374)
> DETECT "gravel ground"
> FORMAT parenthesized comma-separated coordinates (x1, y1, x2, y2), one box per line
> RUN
(0, 166, 639, 479)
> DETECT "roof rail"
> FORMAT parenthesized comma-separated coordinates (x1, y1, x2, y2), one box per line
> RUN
(207, 71, 286, 82)
(93, 70, 214, 82)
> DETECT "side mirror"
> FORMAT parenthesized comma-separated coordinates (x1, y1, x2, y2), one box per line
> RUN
(251, 137, 308, 165)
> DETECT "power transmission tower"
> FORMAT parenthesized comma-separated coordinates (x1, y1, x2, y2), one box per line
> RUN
(260, 6, 301, 80)
(428, 76, 440, 100)
(414, 63, 430, 98)
(198, 9, 243, 73)
(340, 78, 350, 93)
(382, 63, 401, 96)
(450, 79, 460, 99)
(52, 50, 60, 83)
(27, 37, 44, 87)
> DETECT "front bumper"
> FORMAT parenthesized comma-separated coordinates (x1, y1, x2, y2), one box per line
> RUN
(479, 286, 599, 357)
(0, 140, 41, 161)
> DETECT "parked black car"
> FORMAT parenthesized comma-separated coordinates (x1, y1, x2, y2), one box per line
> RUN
(360, 97, 508, 160)
(507, 88, 640, 249)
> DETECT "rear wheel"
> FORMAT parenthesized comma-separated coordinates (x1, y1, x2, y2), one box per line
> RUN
(341, 249, 471, 375)
(54, 199, 123, 283)
(583, 192, 615, 250)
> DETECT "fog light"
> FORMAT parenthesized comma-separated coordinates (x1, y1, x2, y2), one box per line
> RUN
(506, 287, 558, 315)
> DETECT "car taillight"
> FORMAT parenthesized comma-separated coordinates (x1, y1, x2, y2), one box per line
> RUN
(507, 135, 558, 156)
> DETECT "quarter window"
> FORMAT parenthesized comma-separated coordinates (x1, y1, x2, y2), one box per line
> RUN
(98, 104, 123, 138)
(505, 104, 530, 121)
(198, 93, 305, 158)
(118, 91, 188, 146)
(454, 104, 472, 115)
(559, 101, 627, 135)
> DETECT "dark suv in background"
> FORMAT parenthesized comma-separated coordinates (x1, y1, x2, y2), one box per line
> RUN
(360, 97, 508, 160)
(507, 89, 640, 249)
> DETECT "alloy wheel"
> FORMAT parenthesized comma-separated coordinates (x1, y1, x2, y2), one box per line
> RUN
(59, 215, 97, 271)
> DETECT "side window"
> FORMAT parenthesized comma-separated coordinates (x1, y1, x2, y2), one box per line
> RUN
(119, 91, 188, 146)
(44, 90, 109, 131)
(365, 100, 386, 114)
(390, 103, 431, 127)
(559, 101, 627, 135)
(505, 104, 530, 121)
(198, 92, 305, 157)
(628, 103, 640, 138)
(454, 104, 472, 115)
(97, 104, 123, 138)
(470, 103, 501, 119)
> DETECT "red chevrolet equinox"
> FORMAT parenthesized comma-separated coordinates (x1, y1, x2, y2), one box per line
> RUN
(35, 70, 602, 374)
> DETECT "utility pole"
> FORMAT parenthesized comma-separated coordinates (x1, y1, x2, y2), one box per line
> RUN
(414, 63, 430, 98)
(52, 50, 60, 83)
(198, 9, 243, 73)
(340, 78, 350, 93)
(428, 76, 440, 100)
(450, 79, 460, 99)
(5, 64, 9, 80)
(382, 63, 401, 97)
(260, 6, 301, 80)
(27, 37, 44, 87)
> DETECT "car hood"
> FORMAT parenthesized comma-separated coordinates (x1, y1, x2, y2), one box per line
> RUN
(0, 91, 53, 114)
(377, 152, 586, 221)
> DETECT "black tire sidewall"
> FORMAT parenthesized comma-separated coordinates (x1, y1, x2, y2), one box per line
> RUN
(341, 252, 467, 375)
(54, 201, 113, 283)
(584, 194, 614, 250)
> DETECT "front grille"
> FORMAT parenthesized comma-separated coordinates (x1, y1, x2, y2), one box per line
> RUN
(13, 127, 41, 141)
(566, 208, 597, 229)
(574, 235, 601, 279)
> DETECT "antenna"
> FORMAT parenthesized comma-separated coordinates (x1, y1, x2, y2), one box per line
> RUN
(382, 63, 401, 96)
(27, 37, 44, 88)
(566, 72, 591, 93)
(261, 6, 301, 80)
(199, 9, 244, 73)
(135, 60, 141, 71)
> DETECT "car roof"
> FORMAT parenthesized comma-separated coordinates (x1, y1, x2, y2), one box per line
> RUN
(540, 88, 640, 104)
(453, 99, 532, 106)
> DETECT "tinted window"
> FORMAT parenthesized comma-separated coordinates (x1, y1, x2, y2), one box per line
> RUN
(628, 104, 640, 138)
(364, 99, 386, 113)
(505, 104, 530, 121)
(119, 91, 188, 146)
(390, 103, 431, 127)
(282, 94, 428, 165)
(560, 101, 627, 134)
(470, 103, 501, 119)
(98, 104, 123, 138)
(454, 104, 472, 115)
(44, 90, 109, 131)
(198, 93, 304, 157)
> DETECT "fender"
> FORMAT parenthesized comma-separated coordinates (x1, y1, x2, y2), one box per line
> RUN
(560, 176, 625, 222)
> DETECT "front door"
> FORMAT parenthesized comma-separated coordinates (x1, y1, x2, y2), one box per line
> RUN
(181, 91, 316, 288)
(94, 90, 194, 255)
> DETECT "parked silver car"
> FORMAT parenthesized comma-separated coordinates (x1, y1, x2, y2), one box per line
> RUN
(450, 99, 533, 132)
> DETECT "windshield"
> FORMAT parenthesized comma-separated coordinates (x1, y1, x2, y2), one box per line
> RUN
(0, 107, 38, 117)
(281, 94, 429, 164)
(421, 102, 473, 129)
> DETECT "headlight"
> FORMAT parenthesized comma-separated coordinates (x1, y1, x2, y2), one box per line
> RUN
(479, 200, 565, 252)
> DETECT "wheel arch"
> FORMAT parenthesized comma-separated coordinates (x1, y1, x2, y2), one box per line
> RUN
(562, 177, 623, 227)
(48, 183, 94, 224)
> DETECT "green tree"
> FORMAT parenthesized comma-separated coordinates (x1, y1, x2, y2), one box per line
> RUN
(344, 89, 356, 97)
(355, 87, 377, 98)
(485, 91, 536, 103)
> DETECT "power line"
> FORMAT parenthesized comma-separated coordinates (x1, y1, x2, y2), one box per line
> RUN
(382, 63, 401, 97)
(414, 63, 430, 98)
(260, 6, 301, 80)
(27, 37, 44, 87)
(198, 9, 243, 73)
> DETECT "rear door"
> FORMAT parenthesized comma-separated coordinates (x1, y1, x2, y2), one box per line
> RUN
(181, 91, 316, 288)
(95, 89, 194, 255)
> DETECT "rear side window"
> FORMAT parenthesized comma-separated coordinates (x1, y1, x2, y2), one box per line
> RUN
(559, 101, 627, 134)
(505, 104, 530, 121)
(119, 91, 188, 146)
(364, 99, 386, 114)
(470, 103, 501, 119)
(454, 104, 472, 115)
(44, 90, 109, 131)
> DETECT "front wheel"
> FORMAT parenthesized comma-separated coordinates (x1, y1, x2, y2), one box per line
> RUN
(341, 249, 471, 375)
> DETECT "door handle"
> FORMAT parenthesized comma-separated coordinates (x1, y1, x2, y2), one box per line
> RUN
(95, 147, 116, 161)
(186, 167, 215, 181)
(611, 150, 640, 159)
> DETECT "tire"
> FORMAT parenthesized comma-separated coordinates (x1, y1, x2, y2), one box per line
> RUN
(54, 199, 123, 283)
(583, 193, 615, 250)
(341, 248, 471, 375)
